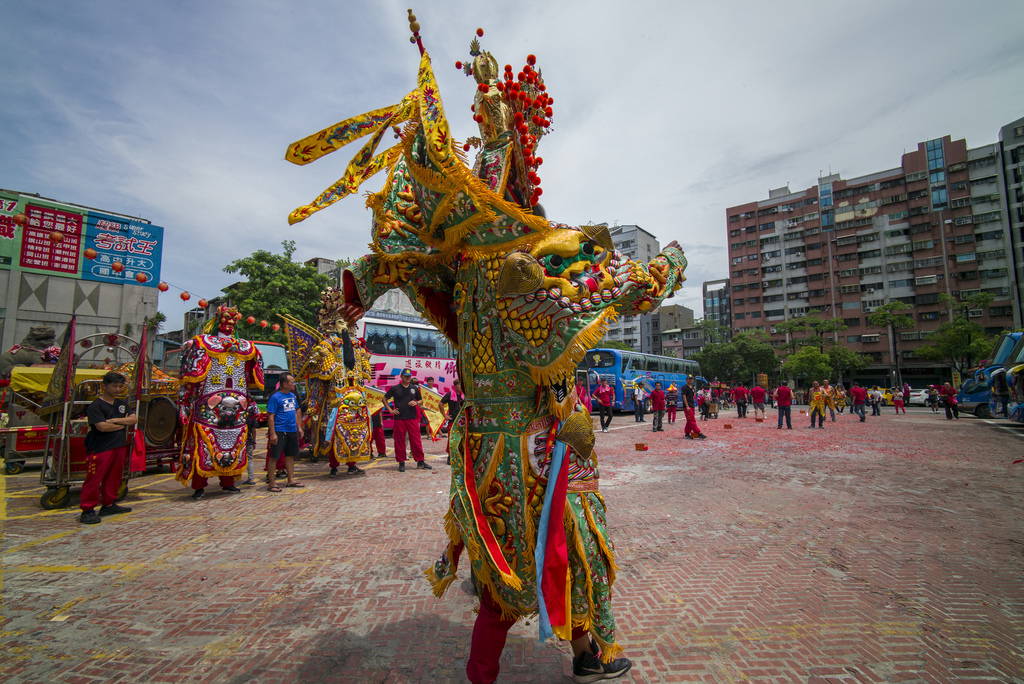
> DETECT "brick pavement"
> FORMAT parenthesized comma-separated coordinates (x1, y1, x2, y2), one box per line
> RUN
(1, 408, 1023, 683)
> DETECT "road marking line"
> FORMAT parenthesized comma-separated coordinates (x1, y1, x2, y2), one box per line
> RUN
(979, 419, 1024, 440)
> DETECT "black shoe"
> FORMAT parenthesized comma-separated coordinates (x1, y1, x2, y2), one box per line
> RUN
(417, 460, 432, 470)
(329, 467, 338, 477)
(222, 486, 240, 492)
(347, 465, 365, 475)
(572, 649, 632, 683)
(685, 434, 694, 439)
(446, 456, 451, 465)
(99, 504, 133, 516)
(377, 454, 387, 460)
(698, 434, 707, 439)
(398, 462, 405, 472)
(191, 489, 205, 500)
(80, 510, 102, 525)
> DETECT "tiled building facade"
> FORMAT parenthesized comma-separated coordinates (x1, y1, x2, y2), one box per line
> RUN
(726, 127, 1021, 387)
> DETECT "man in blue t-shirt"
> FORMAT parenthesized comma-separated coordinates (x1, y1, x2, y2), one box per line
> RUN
(267, 373, 303, 491)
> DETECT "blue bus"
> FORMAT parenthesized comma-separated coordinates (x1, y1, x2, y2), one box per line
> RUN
(987, 332, 1024, 420)
(580, 349, 701, 411)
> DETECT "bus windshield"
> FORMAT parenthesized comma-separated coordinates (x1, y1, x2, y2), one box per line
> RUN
(256, 342, 288, 370)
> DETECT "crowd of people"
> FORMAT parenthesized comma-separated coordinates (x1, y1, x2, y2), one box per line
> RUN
(569, 376, 967, 443)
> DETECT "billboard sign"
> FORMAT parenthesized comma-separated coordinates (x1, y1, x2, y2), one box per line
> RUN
(0, 189, 164, 287)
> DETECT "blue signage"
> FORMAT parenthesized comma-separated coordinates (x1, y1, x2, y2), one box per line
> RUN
(82, 211, 164, 287)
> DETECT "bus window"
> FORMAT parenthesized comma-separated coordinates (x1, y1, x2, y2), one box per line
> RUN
(410, 328, 446, 357)
(256, 342, 289, 371)
(646, 356, 659, 372)
(584, 350, 618, 369)
(365, 323, 409, 355)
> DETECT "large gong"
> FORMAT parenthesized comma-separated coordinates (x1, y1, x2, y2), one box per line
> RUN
(145, 397, 178, 446)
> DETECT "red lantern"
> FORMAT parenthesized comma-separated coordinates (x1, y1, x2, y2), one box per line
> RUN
(84, 248, 98, 260)
(111, 261, 124, 273)
(260, 320, 268, 328)
(50, 231, 64, 243)
(247, 316, 255, 324)
(198, 298, 208, 308)
(135, 273, 148, 283)
(272, 323, 280, 331)
(12, 213, 27, 226)
(157, 281, 169, 292)
(180, 292, 191, 301)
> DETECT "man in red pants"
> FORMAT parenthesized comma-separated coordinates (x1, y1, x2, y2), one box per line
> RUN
(80, 372, 136, 524)
(681, 375, 707, 440)
(384, 368, 431, 472)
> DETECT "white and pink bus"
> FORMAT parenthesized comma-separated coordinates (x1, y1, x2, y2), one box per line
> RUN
(354, 312, 458, 428)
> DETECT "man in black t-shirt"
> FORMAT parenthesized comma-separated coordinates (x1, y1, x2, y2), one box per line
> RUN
(80, 372, 137, 524)
(384, 368, 430, 472)
(680, 375, 706, 440)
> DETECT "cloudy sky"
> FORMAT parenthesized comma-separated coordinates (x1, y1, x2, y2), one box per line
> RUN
(3, 0, 1023, 331)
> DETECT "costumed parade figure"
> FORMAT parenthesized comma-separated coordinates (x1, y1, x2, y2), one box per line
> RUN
(176, 306, 264, 499)
(282, 289, 380, 477)
(285, 13, 688, 682)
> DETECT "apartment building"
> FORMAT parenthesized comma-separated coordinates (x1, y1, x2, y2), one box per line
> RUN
(998, 117, 1024, 318)
(603, 224, 661, 353)
(726, 129, 1020, 387)
(702, 279, 731, 340)
(656, 303, 704, 358)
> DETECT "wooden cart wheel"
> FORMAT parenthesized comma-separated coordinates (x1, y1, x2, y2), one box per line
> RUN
(5, 461, 25, 475)
(40, 486, 71, 510)
(116, 480, 129, 502)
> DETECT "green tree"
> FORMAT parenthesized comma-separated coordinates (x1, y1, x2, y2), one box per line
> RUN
(824, 343, 869, 386)
(774, 312, 847, 351)
(781, 346, 834, 385)
(866, 301, 915, 387)
(915, 293, 998, 374)
(600, 340, 635, 352)
(146, 311, 167, 334)
(694, 317, 726, 344)
(691, 331, 776, 384)
(223, 240, 333, 344)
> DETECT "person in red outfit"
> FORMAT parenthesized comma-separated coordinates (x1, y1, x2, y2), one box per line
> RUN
(941, 382, 960, 420)
(750, 385, 767, 420)
(649, 382, 666, 432)
(681, 375, 707, 439)
(384, 368, 430, 471)
(849, 382, 868, 422)
(774, 384, 793, 429)
(592, 378, 615, 433)
(732, 384, 749, 418)
(80, 372, 136, 524)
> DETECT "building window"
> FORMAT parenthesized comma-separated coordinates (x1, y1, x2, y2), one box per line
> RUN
(931, 187, 947, 208)
(912, 240, 934, 251)
(915, 275, 939, 286)
(748, 254, 759, 261)
(861, 334, 880, 343)
(842, 301, 861, 310)
(919, 312, 940, 321)
(847, 335, 862, 343)
(843, 317, 861, 326)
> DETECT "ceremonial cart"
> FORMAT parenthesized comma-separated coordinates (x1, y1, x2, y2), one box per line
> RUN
(0, 319, 182, 509)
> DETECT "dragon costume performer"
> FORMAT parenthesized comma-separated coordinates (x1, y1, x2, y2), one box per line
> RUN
(176, 306, 264, 492)
(281, 289, 381, 475)
(285, 13, 688, 676)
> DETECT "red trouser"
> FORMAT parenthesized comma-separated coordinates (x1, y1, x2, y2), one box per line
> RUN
(373, 424, 386, 456)
(667, 405, 677, 423)
(192, 474, 235, 491)
(467, 589, 588, 684)
(328, 453, 357, 468)
(81, 446, 126, 511)
(683, 406, 702, 436)
(392, 418, 424, 462)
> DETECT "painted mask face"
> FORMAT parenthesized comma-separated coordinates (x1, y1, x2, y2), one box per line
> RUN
(217, 306, 242, 336)
(335, 386, 368, 423)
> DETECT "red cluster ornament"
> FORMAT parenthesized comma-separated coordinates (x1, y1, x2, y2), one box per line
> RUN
(180, 292, 191, 301)
(84, 248, 98, 260)
(247, 316, 256, 324)
(111, 261, 124, 273)
(49, 231, 64, 243)
(157, 281, 169, 292)
(272, 323, 280, 332)
(198, 298, 208, 308)
(135, 273, 148, 284)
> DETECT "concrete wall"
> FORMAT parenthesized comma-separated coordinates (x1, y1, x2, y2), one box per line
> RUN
(1, 270, 158, 349)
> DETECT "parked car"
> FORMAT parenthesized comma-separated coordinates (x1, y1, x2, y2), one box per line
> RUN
(908, 388, 931, 406)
